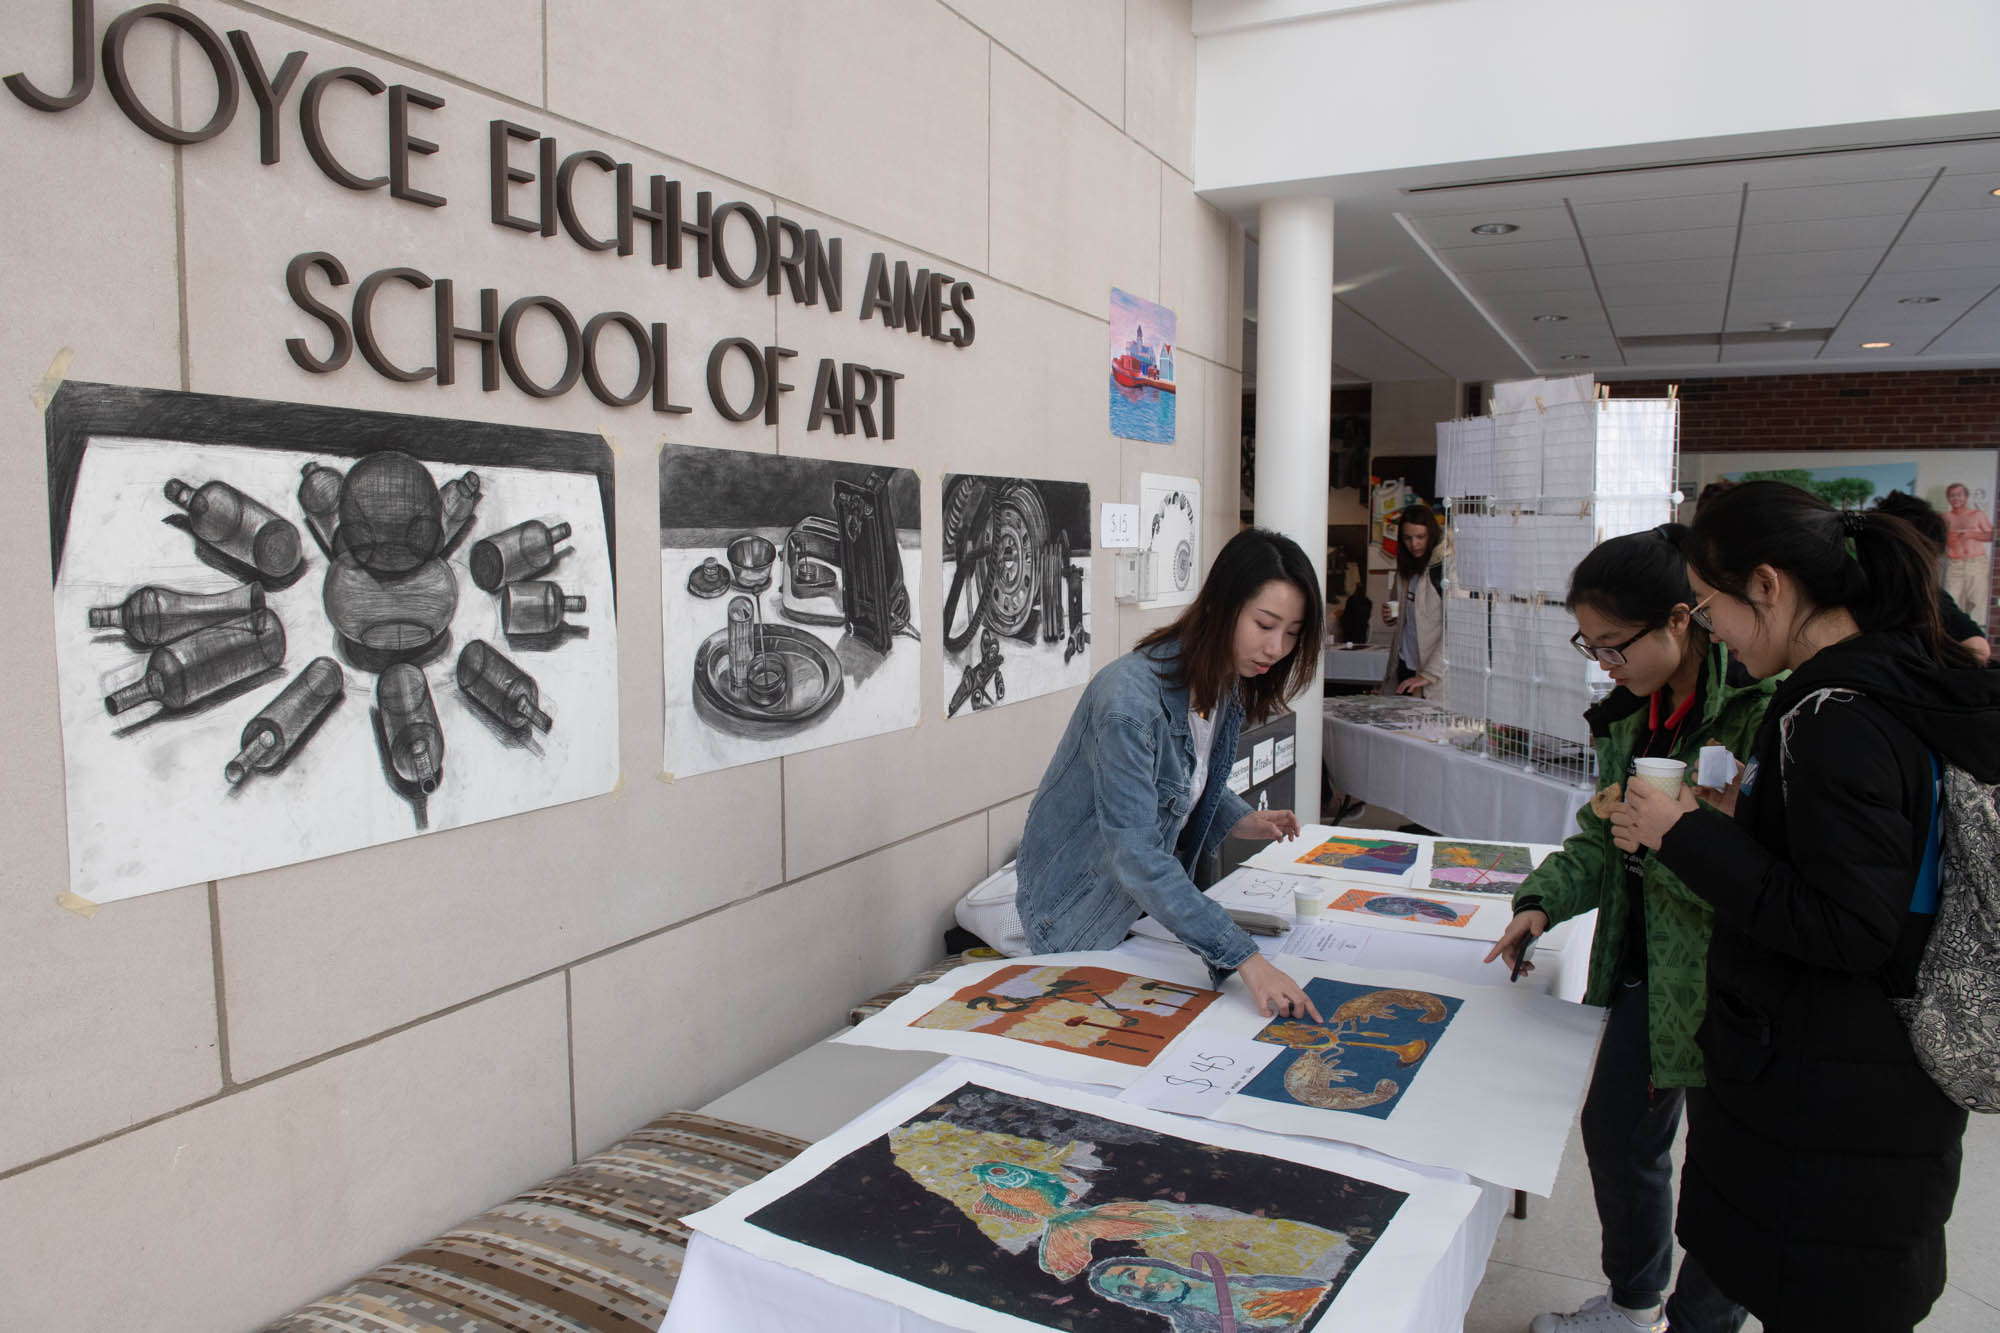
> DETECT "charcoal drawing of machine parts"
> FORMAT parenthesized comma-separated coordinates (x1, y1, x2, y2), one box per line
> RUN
(686, 472, 918, 737)
(941, 476, 1089, 717)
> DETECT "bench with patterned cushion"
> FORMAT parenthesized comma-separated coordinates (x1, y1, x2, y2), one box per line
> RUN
(844, 947, 1006, 1026)
(261, 1112, 808, 1333)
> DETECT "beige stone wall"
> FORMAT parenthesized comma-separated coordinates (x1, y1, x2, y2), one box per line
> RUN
(0, 2, 1243, 1326)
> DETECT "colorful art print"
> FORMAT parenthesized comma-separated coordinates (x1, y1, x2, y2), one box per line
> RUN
(910, 965, 1219, 1068)
(1326, 889, 1475, 928)
(1240, 980, 1465, 1120)
(43, 382, 619, 905)
(1427, 841, 1537, 895)
(1294, 836, 1420, 876)
(745, 1081, 1408, 1332)
(1108, 289, 1176, 445)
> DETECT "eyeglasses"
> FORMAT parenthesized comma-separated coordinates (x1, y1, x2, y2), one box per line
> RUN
(1570, 624, 1658, 668)
(1689, 590, 1718, 635)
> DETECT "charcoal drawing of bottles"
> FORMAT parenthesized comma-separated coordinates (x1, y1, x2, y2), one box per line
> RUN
(458, 639, 552, 733)
(471, 519, 571, 591)
(501, 581, 585, 637)
(88, 582, 265, 647)
(164, 478, 303, 582)
(226, 657, 345, 784)
(320, 451, 461, 664)
(377, 663, 445, 794)
(103, 609, 287, 715)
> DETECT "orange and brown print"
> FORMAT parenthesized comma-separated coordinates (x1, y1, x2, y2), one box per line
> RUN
(910, 965, 1220, 1068)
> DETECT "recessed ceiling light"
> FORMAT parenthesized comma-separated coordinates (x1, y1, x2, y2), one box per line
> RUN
(1559, 353, 1591, 361)
(1860, 340, 1893, 349)
(1533, 313, 1568, 323)
(1990, 187, 2000, 197)
(1470, 222, 1519, 236)
(1898, 296, 1940, 304)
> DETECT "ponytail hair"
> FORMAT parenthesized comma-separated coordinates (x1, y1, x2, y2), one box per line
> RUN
(1685, 480, 1974, 667)
(1566, 523, 1703, 637)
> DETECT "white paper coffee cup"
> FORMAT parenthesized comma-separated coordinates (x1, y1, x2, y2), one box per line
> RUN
(1293, 888, 1324, 919)
(1632, 757, 1688, 796)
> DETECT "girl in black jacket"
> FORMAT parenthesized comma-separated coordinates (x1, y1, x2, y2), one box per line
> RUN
(1612, 481, 2000, 1333)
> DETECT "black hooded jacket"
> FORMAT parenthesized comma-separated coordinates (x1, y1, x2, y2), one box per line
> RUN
(1656, 632, 2000, 1330)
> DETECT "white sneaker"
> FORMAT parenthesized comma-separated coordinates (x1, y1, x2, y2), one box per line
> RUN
(1527, 1292, 1667, 1333)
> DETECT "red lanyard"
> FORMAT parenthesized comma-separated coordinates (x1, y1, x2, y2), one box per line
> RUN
(1647, 687, 1697, 753)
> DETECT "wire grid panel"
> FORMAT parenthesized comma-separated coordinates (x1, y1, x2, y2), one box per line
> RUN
(1539, 399, 1598, 500)
(1444, 591, 1490, 714)
(1437, 416, 1495, 499)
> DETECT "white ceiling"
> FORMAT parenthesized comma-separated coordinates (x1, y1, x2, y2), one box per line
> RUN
(1233, 122, 2000, 387)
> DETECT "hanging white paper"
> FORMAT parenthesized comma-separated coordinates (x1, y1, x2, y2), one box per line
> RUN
(680, 1061, 1485, 1333)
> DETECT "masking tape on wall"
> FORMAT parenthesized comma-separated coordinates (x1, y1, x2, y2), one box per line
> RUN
(32, 346, 75, 414)
(55, 891, 101, 919)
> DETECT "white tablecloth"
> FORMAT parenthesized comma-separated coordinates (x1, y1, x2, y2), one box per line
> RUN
(1323, 713, 1592, 847)
(664, 919, 1601, 1333)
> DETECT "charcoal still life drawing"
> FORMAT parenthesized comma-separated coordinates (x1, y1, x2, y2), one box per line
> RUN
(660, 444, 921, 778)
(680, 1064, 1491, 1332)
(43, 382, 619, 906)
(941, 474, 1092, 718)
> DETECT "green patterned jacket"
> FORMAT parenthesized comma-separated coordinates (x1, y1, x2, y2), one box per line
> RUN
(1514, 643, 1776, 1088)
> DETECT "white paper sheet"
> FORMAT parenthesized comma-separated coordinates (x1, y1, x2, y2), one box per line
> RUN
(1245, 824, 1425, 886)
(681, 1061, 1484, 1333)
(1162, 959, 1603, 1195)
(833, 951, 1222, 1088)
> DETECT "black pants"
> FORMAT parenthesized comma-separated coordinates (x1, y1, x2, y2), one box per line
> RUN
(1579, 978, 1746, 1332)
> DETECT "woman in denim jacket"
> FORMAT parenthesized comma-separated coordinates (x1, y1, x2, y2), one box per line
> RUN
(1015, 528, 1326, 1019)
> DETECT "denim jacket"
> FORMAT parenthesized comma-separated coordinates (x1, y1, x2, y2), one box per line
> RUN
(1016, 641, 1258, 980)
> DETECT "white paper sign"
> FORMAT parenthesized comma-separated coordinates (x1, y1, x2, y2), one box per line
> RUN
(1099, 501, 1140, 549)
(1282, 921, 1370, 963)
(1276, 734, 1296, 773)
(1225, 756, 1251, 794)
(1251, 737, 1276, 785)
(1119, 1036, 1282, 1115)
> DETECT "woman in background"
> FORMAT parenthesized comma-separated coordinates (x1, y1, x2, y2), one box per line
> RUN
(1380, 503, 1446, 699)
(1015, 528, 1324, 1019)
(1617, 481, 2000, 1333)
(1486, 526, 1772, 1333)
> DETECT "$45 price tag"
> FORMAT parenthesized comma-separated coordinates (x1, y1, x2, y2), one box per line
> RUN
(1118, 1037, 1282, 1116)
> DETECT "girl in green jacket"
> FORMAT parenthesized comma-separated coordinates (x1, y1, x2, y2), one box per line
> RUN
(1483, 525, 1774, 1333)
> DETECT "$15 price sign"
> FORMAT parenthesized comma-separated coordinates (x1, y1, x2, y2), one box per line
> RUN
(1118, 1036, 1281, 1116)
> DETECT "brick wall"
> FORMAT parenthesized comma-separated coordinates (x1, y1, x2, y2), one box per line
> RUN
(1608, 368, 2000, 636)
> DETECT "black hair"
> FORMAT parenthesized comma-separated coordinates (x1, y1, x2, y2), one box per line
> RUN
(1566, 523, 1702, 634)
(1871, 490, 1946, 556)
(1138, 527, 1325, 724)
(1686, 480, 1974, 668)
(1395, 503, 1441, 581)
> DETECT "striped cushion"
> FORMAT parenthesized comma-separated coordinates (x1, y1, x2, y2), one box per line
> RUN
(846, 948, 1004, 1025)
(262, 1113, 808, 1332)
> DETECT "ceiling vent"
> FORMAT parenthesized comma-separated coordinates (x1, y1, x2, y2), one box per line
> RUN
(1618, 328, 1834, 351)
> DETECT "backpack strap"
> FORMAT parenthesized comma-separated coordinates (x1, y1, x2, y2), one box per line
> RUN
(1910, 752, 1944, 917)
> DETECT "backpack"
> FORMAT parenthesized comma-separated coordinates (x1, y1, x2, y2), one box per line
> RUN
(1898, 761, 2000, 1112)
(1780, 688, 2000, 1113)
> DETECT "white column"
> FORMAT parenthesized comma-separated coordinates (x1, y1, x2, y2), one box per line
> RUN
(1254, 195, 1334, 820)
